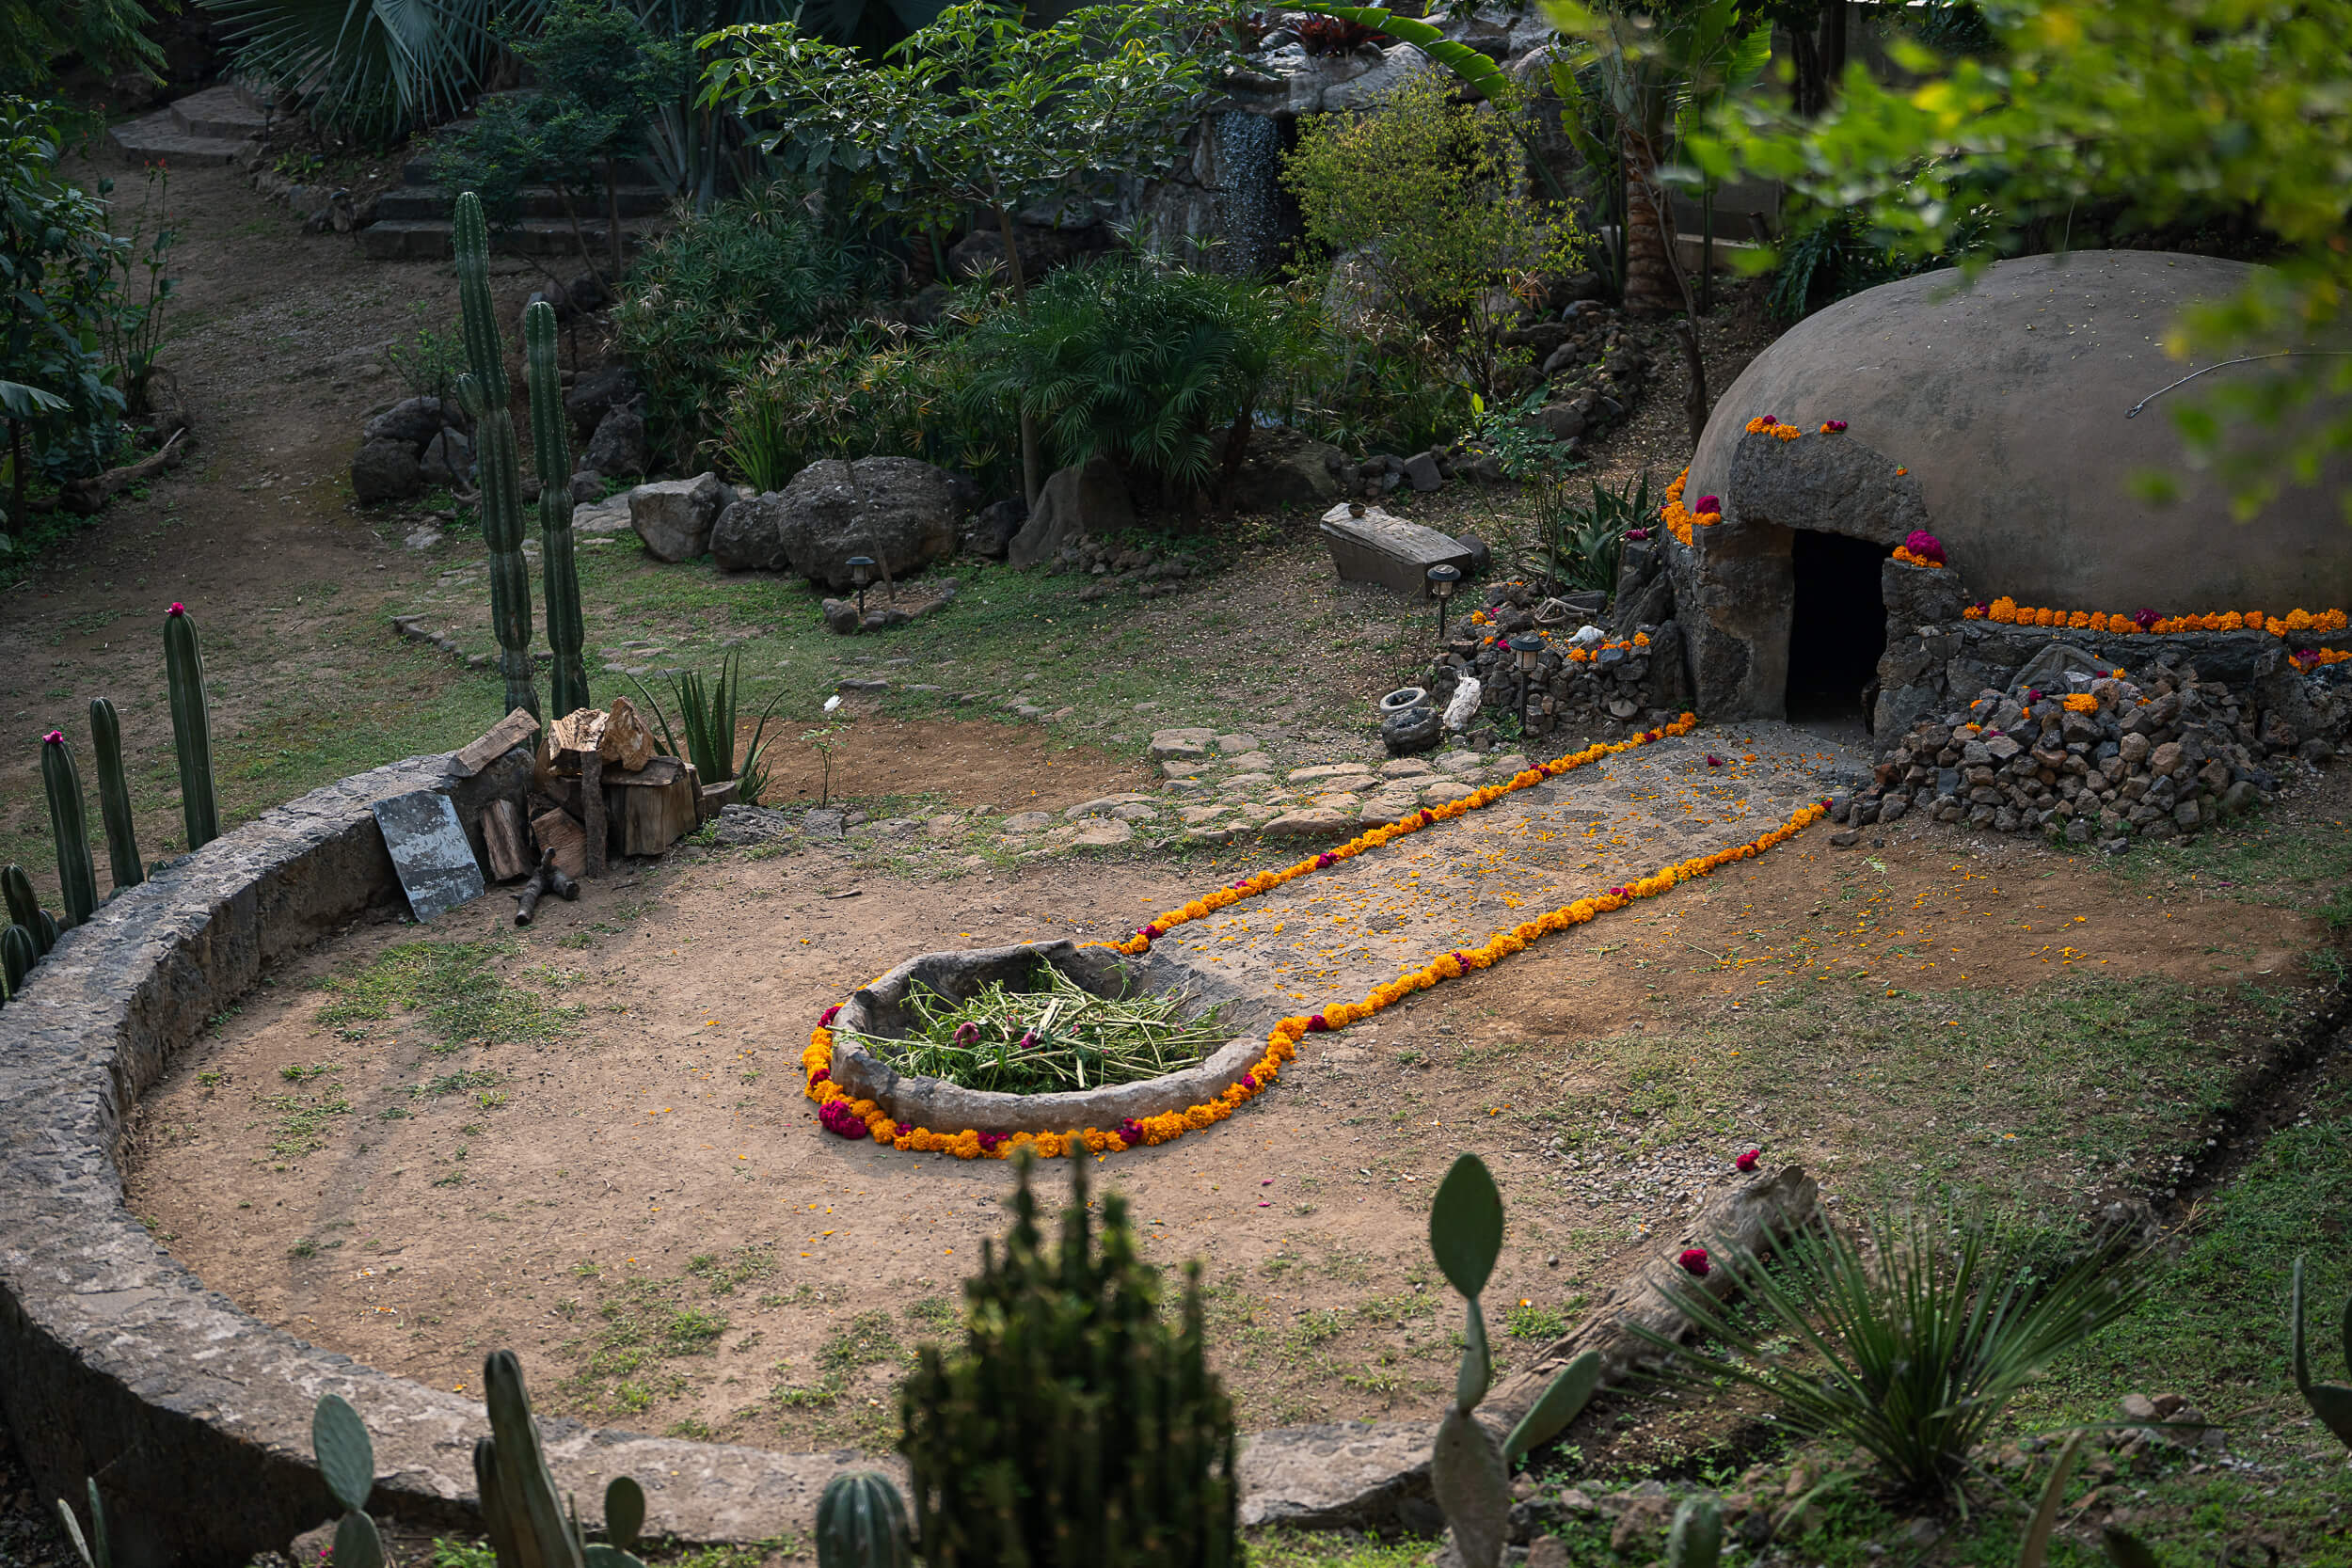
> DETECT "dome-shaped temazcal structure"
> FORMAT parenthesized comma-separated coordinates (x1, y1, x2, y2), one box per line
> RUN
(1658, 250, 2352, 724)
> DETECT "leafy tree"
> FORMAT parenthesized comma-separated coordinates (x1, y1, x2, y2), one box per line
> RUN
(1283, 71, 1581, 402)
(700, 0, 1225, 504)
(1686, 0, 2352, 520)
(1, 99, 129, 536)
(0, 0, 164, 95)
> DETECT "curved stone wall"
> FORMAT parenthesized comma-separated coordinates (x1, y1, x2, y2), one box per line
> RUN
(0, 744, 1443, 1568)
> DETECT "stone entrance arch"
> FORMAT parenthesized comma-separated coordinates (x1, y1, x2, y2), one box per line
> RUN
(1664, 429, 1943, 721)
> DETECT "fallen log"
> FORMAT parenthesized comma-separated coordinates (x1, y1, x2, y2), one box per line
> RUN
(1485, 1164, 1819, 1428)
(57, 429, 187, 515)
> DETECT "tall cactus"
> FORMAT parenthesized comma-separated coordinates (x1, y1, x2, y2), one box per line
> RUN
(87, 698, 142, 892)
(164, 603, 220, 851)
(40, 731, 97, 927)
(1426, 1153, 1604, 1568)
(2, 923, 32, 998)
(3, 863, 45, 954)
(475, 1350, 648, 1568)
(524, 299, 590, 720)
(453, 192, 541, 721)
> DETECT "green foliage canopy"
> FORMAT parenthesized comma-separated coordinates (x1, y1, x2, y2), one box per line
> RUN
(1679, 0, 2352, 518)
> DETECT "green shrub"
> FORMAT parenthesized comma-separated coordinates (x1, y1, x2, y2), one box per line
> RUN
(959, 255, 1309, 503)
(717, 325, 1012, 496)
(1641, 1206, 2154, 1508)
(615, 186, 873, 467)
(386, 325, 466, 404)
(1283, 71, 1581, 400)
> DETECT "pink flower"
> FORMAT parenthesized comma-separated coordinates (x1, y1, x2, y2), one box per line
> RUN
(2134, 608, 2161, 630)
(1821, 420, 1849, 433)
(43, 730, 63, 745)
(1734, 1148, 1759, 1172)
(1306, 1014, 1330, 1033)
(1625, 528, 1649, 541)
(1705, 754, 1723, 767)
(1016, 1031, 1039, 1052)
(1118, 1117, 1146, 1145)
(953, 1022, 980, 1048)
(819, 1004, 840, 1026)
(1677, 1247, 1711, 1277)
(1693, 495, 1721, 515)
(818, 1099, 867, 1139)
(1902, 530, 1945, 564)
(1315, 852, 1337, 868)
(167, 602, 185, 616)
(1608, 886, 1627, 898)
(1240, 1073, 1259, 1091)
(808, 1067, 829, 1085)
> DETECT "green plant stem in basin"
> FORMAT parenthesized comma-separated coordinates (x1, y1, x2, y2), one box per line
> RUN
(845, 960, 1228, 1095)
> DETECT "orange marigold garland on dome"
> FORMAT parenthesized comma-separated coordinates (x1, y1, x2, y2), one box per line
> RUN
(1743, 414, 1804, 441)
(802, 795, 1832, 1159)
(1660, 469, 1719, 545)
(1963, 599, 2351, 638)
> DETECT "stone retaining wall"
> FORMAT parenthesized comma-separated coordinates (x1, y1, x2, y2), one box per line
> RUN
(0, 745, 1442, 1567)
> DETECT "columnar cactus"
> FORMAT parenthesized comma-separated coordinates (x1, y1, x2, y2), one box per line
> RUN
(900, 1153, 1238, 1568)
(2294, 1255, 2352, 1450)
(2, 923, 32, 999)
(524, 298, 589, 719)
(1665, 1496, 1722, 1568)
(453, 192, 541, 721)
(1425, 1153, 1603, 1568)
(40, 731, 97, 927)
(87, 698, 142, 892)
(475, 1350, 648, 1568)
(817, 1472, 913, 1568)
(164, 603, 219, 851)
(2, 863, 48, 955)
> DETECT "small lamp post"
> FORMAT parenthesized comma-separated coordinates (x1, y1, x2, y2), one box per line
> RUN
(847, 556, 876, 617)
(1509, 634, 1542, 734)
(1426, 564, 1461, 643)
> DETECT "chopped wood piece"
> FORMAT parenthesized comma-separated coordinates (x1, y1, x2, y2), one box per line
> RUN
(599, 755, 684, 788)
(580, 750, 608, 879)
(697, 780, 739, 821)
(602, 694, 657, 772)
(530, 807, 589, 880)
(482, 798, 532, 881)
(605, 763, 696, 856)
(547, 706, 608, 757)
(514, 849, 580, 926)
(454, 708, 543, 778)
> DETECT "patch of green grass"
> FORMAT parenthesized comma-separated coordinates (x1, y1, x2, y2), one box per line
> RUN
(684, 1245, 774, 1296)
(2113, 803, 2352, 916)
(260, 1087, 352, 1158)
(904, 1294, 958, 1334)
(1505, 1300, 1569, 1340)
(318, 941, 582, 1053)
(1243, 1529, 1438, 1568)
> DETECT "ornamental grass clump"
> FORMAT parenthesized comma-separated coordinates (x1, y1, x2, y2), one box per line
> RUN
(854, 959, 1229, 1095)
(900, 1153, 1238, 1567)
(1639, 1207, 2154, 1511)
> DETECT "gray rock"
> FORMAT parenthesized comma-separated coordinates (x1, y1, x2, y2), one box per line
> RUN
(419, 426, 473, 487)
(1380, 705, 1442, 756)
(350, 437, 423, 504)
(569, 469, 603, 503)
(709, 804, 797, 847)
(1533, 402, 1585, 441)
(803, 806, 846, 837)
(630, 472, 727, 562)
(362, 395, 449, 447)
(713, 457, 960, 587)
(564, 365, 639, 440)
(1232, 438, 1343, 512)
(1402, 451, 1444, 492)
(581, 403, 647, 478)
(963, 496, 1027, 559)
(1009, 456, 1135, 569)
(820, 598, 861, 634)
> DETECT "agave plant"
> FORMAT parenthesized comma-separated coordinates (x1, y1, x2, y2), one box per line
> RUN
(630, 652, 783, 806)
(1640, 1207, 2154, 1511)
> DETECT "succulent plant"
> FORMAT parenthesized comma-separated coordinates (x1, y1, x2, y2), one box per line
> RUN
(87, 697, 142, 892)
(164, 603, 220, 851)
(900, 1152, 1238, 1567)
(453, 192, 541, 721)
(40, 730, 97, 927)
(4, 863, 55, 958)
(817, 1471, 914, 1568)
(55, 1478, 112, 1568)
(1665, 1495, 1721, 1568)
(1, 922, 32, 999)
(475, 1350, 649, 1568)
(313, 1393, 388, 1568)
(524, 297, 590, 720)
(2293, 1254, 2352, 1450)
(1425, 1153, 1603, 1568)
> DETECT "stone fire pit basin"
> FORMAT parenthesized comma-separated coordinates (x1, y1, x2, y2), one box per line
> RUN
(829, 939, 1277, 1134)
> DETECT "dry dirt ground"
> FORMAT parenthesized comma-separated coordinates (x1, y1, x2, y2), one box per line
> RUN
(122, 751, 2328, 1456)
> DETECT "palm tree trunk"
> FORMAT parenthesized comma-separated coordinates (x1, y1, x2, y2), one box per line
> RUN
(1618, 123, 1681, 318)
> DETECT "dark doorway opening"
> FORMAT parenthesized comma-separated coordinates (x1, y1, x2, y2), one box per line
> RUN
(1786, 531, 1887, 735)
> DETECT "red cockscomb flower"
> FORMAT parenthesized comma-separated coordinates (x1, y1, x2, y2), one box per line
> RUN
(1677, 1247, 1711, 1276)
(1735, 1147, 1759, 1172)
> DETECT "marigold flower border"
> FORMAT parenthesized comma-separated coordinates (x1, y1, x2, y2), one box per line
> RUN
(801, 721, 1832, 1161)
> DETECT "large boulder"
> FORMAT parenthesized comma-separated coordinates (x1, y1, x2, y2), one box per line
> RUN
(962, 496, 1028, 560)
(419, 427, 473, 487)
(564, 365, 640, 440)
(362, 396, 451, 448)
(1231, 436, 1342, 513)
(712, 457, 960, 587)
(350, 438, 423, 504)
(580, 404, 647, 479)
(1688, 250, 2352, 614)
(630, 472, 726, 562)
(1009, 457, 1135, 568)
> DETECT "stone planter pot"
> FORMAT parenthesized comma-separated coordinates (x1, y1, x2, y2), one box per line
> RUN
(828, 939, 1276, 1134)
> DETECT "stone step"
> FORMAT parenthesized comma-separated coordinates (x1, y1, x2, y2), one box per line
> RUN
(108, 107, 250, 166)
(357, 215, 663, 261)
(170, 83, 268, 140)
(399, 151, 664, 188)
(373, 182, 672, 224)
